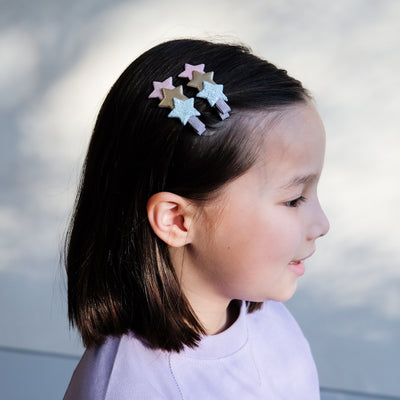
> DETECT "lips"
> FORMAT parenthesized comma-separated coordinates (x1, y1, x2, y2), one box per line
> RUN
(290, 250, 315, 265)
(288, 261, 305, 276)
(288, 250, 315, 277)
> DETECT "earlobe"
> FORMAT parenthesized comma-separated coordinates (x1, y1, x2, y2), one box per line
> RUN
(147, 192, 192, 247)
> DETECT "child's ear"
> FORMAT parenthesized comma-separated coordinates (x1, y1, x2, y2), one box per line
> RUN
(146, 192, 194, 247)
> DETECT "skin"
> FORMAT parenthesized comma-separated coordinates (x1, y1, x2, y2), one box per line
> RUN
(170, 102, 330, 335)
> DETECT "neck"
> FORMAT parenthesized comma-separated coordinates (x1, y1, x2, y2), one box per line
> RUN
(188, 292, 231, 335)
(170, 246, 239, 335)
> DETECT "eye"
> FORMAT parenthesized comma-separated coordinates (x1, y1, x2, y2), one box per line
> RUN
(285, 196, 306, 208)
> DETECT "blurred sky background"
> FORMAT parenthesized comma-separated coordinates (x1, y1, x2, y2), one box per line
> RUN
(1, 0, 399, 397)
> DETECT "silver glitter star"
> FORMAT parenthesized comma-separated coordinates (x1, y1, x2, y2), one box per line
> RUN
(168, 98, 200, 125)
(197, 81, 227, 106)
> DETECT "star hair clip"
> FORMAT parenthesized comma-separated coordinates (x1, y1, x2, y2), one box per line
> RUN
(179, 64, 231, 120)
(148, 77, 206, 135)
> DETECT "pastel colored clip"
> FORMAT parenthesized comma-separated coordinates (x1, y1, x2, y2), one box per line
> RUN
(149, 77, 206, 135)
(179, 64, 231, 120)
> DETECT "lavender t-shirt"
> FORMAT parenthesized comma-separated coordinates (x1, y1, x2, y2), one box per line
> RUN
(64, 301, 319, 399)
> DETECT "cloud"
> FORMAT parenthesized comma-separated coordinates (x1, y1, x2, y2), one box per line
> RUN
(0, 26, 40, 110)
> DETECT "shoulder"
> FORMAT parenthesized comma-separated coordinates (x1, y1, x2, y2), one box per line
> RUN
(247, 300, 305, 337)
(247, 300, 312, 355)
(64, 334, 178, 400)
(246, 301, 320, 397)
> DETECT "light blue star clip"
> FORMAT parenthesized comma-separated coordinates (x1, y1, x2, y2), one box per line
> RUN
(167, 97, 206, 134)
(168, 98, 200, 125)
(197, 81, 228, 106)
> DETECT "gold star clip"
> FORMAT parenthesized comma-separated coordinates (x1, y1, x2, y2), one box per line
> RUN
(187, 71, 216, 91)
(159, 86, 187, 108)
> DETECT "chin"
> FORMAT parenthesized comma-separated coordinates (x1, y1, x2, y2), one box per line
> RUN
(244, 289, 297, 304)
(239, 278, 299, 303)
(268, 282, 298, 303)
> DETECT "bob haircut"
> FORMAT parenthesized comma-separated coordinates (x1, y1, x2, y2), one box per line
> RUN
(65, 38, 310, 352)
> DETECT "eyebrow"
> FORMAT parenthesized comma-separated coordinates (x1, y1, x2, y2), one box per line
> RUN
(280, 174, 319, 190)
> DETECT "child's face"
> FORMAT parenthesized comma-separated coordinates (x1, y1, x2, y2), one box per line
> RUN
(185, 103, 329, 305)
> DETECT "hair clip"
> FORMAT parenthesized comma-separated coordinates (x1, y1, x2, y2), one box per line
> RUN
(178, 64, 231, 120)
(148, 77, 206, 135)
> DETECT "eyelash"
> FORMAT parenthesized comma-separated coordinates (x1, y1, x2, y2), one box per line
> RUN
(285, 196, 306, 208)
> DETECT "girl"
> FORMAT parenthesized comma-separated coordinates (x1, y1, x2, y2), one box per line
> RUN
(64, 39, 329, 399)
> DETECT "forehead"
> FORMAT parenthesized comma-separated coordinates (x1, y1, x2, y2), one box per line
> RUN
(253, 103, 326, 185)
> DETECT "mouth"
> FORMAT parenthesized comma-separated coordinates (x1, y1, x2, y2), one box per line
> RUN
(288, 251, 315, 276)
(290, 250, 315, 265)
(288, 260, 305, 276)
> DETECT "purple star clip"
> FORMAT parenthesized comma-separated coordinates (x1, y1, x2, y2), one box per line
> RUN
(178, 64, 231, 120)
(148, 77, 206, 135)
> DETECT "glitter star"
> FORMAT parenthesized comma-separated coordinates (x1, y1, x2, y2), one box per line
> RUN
(187, 71, 216, 91)
(159, 86, 187, 108)
(197, 81, 227, 106)
(148, 77, 174, 99)
(168, 98, 200, 125)
(178, 63, 205, 80)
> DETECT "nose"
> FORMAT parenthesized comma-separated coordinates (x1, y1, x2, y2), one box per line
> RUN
(307, 200, 330, 241)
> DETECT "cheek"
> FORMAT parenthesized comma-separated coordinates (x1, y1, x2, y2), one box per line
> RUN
(251, 213, 296, 262)
(210, 212, 299, 301)
(215, 207, 295, 265)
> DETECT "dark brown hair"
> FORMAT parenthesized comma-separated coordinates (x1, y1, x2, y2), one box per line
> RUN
(65, 38, 310, 352)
